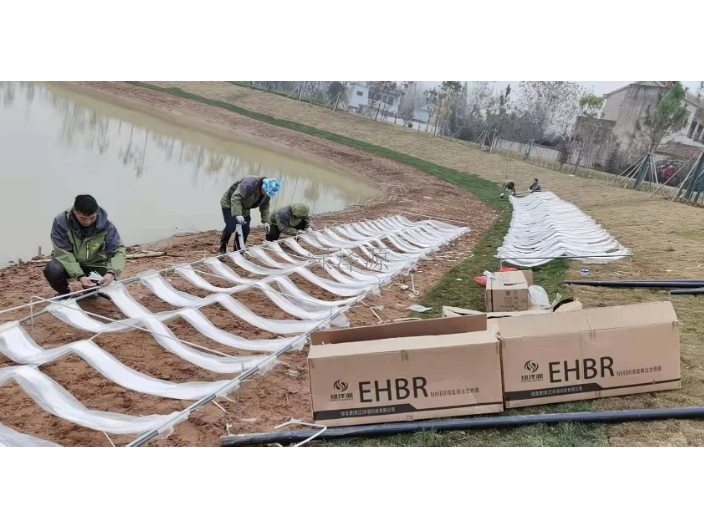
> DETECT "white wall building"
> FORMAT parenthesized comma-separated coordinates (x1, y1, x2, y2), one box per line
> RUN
(602, 81, 704, 152)
(347, 82, 370, 113)
(346, 82, 434, 131)
(346, 82, 402, 117)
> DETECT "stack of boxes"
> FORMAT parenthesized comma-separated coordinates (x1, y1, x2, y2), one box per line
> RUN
(308, 294, 681, 427)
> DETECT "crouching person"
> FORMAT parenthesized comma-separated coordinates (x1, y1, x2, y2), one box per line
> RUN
(501, 181, 516, 199)
(266, 204, 313, 242)
(44, 195, 126, 296)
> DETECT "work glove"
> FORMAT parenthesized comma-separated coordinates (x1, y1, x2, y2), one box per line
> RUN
(264, 223, 271, 234)
(235, 215, 245, 225)
(306, 227, 313, 232)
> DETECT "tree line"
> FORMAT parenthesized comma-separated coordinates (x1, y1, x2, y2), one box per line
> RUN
(235, 81, 695, 175)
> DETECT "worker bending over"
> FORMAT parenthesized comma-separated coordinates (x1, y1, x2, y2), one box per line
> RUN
(266, 204, 313, 242)
(44, 194, 126, 296)
(530, 179, 542, 193)
(219, 176, 281, 254)
(501, 181, 516, 199)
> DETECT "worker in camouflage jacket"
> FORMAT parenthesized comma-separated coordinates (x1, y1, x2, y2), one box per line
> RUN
(219, 176, 281, 253)
(266, 204, 313, 242)
(44, 195, 126, 296)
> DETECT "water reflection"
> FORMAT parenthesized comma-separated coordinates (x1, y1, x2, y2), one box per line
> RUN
(0, 82, 379, 265)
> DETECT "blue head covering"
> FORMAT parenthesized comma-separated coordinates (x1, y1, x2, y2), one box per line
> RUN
(262, 178, 281, 198)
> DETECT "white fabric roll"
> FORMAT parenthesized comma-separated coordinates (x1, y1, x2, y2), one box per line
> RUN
(0, 366, 186, 436)
(497, 192, 631, 267)
(0, 322, 232, 400)
(137, 273, 326, 333)
(0, 422, 61, 447)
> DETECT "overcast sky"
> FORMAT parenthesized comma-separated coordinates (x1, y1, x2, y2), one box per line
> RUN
(489, 81, 701, 96)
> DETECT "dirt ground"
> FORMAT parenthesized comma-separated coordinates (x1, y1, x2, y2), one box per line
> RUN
(0, 82, 494, 446)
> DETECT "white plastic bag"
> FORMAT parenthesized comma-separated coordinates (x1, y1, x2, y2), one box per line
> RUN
(529, 285, 551, 309)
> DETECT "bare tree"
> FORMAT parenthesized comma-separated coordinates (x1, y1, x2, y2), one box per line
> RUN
(486, 84, 513, 137)
(327, 81, 348, 110)
(424, 88, 440, 133)
(517, 81, 584, 142)
(398, 81, 420, 126)
(560, 94, 606, 169)
(368, 81, 398, 121)
(448, 81, 494, 139)
(465, 82, 492, 121)
(570, 116, 617, 172)
(436, 81, 463, 136)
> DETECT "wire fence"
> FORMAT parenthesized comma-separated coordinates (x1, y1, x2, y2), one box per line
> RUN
(230, 81, 344, 109)
(230, 81, 439, 134)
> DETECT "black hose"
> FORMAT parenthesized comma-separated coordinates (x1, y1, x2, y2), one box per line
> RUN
(671, 288, 704, 296)
(220, 407, 704, 446)
(565, 280, 704, 289)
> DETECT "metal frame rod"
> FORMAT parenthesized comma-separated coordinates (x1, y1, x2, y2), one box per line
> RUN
(649, 149, 702, 198)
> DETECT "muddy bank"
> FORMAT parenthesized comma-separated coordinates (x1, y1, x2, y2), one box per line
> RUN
(0, 82, 495, 446)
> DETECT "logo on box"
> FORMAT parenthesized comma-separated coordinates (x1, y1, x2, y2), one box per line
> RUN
(524, 361, 539, 373)
(331, 380, 353, 402)
(522, 361, 544, 383)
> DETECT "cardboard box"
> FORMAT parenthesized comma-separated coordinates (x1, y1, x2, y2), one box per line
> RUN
(442, 306, 484, 318)
(555, 300, 583, 313)
(308, 317, 504, 427)
(443, 300, 582, 320)
(498, 302, 681, 409)
(443, 301, 583, 335)
(485, 270, 533, 312)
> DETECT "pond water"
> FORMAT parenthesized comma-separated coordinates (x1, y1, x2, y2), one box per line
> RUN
(0, 82, 380, 266)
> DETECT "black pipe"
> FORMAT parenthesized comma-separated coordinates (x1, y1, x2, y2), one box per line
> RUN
(671, 288, 704, 296)
(220, 407, 704, 447)
(567, 279, 704, 283)
(565, 280, 704, 289)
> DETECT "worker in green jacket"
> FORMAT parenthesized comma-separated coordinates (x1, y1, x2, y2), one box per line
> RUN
(44, 195, 126, 296)
(266, 204, 313, 242)
(219, 176, 281, 253)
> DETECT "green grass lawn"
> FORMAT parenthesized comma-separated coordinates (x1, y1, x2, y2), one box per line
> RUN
(130, 82, 606, 446)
